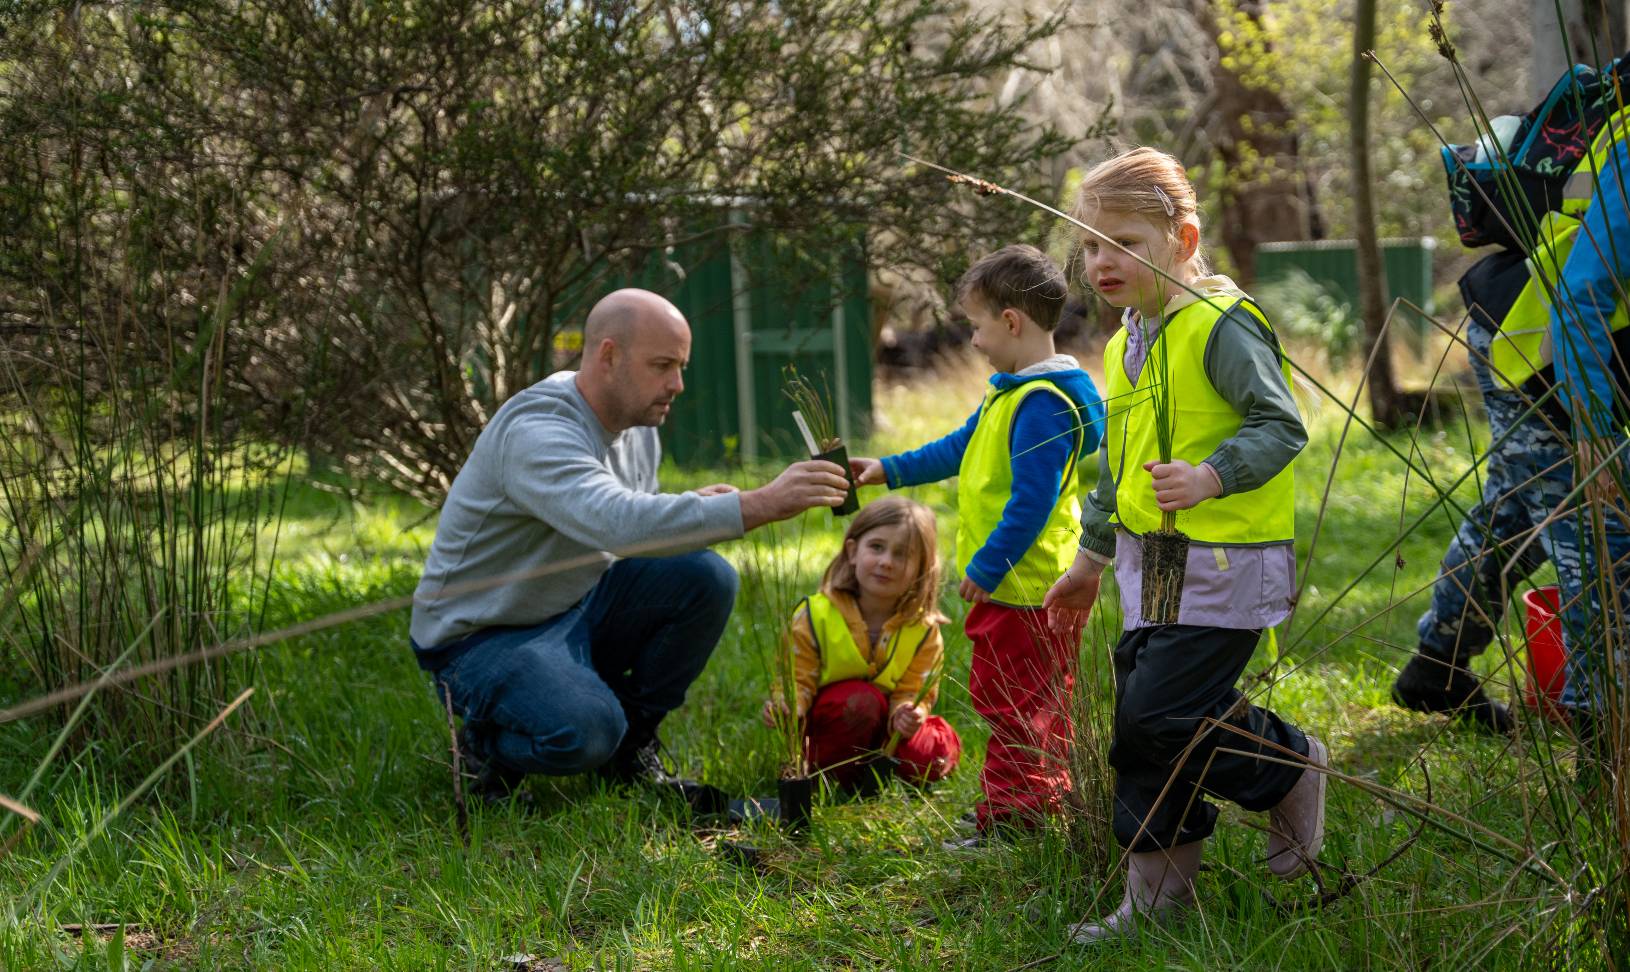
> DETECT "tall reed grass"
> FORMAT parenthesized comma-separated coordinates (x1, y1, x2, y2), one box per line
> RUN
(0, 232, 292, 779)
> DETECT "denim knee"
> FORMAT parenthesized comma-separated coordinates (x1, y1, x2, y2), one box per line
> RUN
(538, 698, 628, 775)
(679, 550, 739, 611)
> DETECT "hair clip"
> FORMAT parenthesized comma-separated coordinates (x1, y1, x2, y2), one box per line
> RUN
(1151, 185, 1176, 217)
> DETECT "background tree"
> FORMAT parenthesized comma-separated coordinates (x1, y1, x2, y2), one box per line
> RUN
(0, 0, 1077, 503)
(1351, 0, 1406, 428)
(1102, 0, 1530, 252)
(1205, 0, 1320, 285)
(1531, 0, 1628, 101)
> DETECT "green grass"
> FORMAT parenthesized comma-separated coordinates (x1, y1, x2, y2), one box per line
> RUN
(0, 363, 1606, 970)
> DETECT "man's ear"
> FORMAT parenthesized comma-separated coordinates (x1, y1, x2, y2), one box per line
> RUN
(594, 337, 618, 370)
(1176, 222, 1200, 265)
(1003, 308, 1025, 335)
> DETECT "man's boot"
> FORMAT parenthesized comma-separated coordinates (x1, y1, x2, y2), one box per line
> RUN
(1266, 735, 1328, 879)
(1068, 841, 1203, 943)
(457, 724, 530, 808)
(1391, 651, 1515, 736)
(597, 713, 730, 817)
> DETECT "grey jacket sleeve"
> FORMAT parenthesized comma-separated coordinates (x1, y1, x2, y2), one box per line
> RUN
(500, 415, 745, 556)
(1200, 306, 1309, 496)
(1077, 444, 1118, 558)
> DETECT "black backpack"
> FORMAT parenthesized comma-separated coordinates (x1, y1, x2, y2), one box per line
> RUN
(1443, 53, 1629, 250)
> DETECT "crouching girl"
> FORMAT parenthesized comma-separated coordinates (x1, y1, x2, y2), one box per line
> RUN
(762, 497, 962, 787)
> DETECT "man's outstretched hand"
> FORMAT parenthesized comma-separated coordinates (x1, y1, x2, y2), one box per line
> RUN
(739, 459, 850, 530)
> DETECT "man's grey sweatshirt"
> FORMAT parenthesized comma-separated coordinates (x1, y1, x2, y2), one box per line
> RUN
(410, 372, 745, 652)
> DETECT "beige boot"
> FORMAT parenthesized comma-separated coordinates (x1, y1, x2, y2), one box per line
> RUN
(1068, 841, 1203, 944)
(1265, 735, 1328, 879)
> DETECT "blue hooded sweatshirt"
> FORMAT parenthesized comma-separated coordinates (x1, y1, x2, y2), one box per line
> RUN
(881, 358, 1106, 595)
(1551, 138, 1630, 436)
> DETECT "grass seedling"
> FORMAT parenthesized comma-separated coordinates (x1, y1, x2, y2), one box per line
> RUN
(1137, 318, 1189, 624)
(783, 365, 859, 515)
(783, 365, 842, 453)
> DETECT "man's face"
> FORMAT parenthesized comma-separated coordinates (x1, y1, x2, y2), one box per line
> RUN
(610, 320, 691, 427)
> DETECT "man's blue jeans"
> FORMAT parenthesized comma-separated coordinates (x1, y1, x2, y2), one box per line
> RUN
(421, 551, 739, 776)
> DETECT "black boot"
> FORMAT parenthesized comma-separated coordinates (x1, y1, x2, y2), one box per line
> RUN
(1391, 651, 1515, 736)
(457, 724, 531, 808)
(597, 715, 730, 817)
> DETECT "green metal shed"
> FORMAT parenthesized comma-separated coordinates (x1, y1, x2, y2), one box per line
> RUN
(1254, 237, 1437, 332)
(559, 212, 872, 468)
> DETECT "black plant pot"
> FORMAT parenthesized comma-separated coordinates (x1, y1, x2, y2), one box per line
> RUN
(813, 443, 860, 516)
(847, 755, 900, 799)
(777, 775, 815, 833)
(1141, 529, 1190, 625)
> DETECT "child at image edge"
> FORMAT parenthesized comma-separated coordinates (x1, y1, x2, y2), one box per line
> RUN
(761, 496, 962, 786)
(852, 244, 1107, 845)
(1041, 147, 1329, 943)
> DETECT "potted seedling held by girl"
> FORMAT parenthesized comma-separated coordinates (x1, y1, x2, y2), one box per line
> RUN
(1136, 321, 1188, 624)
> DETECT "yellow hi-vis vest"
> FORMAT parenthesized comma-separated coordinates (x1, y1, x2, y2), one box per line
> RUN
(954, 380, 1089, 607)
(1103, 295, 1296, 545)
(1491, 104, 1630, 388)
(806, 593, 929, 692)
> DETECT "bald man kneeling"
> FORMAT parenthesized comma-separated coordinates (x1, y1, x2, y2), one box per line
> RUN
(410, 289, 849, 808)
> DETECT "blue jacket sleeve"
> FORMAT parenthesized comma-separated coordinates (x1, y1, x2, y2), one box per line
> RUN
(1551, 138, 1630, 437)
(964, 391, 1078, 593)
(882, 405, 980, 488)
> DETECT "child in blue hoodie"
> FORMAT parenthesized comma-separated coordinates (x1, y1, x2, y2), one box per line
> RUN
(853, 244, 1105, 843)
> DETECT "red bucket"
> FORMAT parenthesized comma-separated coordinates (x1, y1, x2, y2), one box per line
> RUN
(1522, 585, 1568, 716)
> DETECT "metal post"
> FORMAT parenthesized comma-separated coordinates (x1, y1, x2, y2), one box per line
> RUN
(831, 262, 851, 444)
(729, 209, 757, 463)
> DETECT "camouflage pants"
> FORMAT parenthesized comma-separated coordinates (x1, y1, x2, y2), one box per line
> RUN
(1504, 439, 1630, 711)
(1416, 321, 1560, 661)
(1416, 323, 1630, 710)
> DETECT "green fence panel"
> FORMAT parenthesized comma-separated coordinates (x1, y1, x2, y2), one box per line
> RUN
(740, 229, 871, 464)
(544, 213, 871, 468)
(1255, 238, 1437, 338)
(661, 233, 742, 467)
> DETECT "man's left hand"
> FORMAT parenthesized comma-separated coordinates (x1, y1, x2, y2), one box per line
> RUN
(958, 575, 991, 603)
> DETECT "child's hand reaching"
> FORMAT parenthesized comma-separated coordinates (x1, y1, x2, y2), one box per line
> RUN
(849, 456, 885, 486)
(1044, 550, 1103, 637)
(761, 698, 791, 727)
(889, 702, 925, 738)
(958, 575, 991, 603)
(1143, 459, 1222, 511)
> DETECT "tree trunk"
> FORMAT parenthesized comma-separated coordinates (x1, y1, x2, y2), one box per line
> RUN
(1205, 0, 1320, 285)
(1351, 0, 1405, 429)
(1531, 0, 1628, 102)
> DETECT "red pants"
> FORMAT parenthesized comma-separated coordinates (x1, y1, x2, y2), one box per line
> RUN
(966, 602, 1079, 829)
(805, 680, 961, 785)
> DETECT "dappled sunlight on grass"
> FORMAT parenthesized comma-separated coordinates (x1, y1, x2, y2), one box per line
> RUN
(264, 459, 438, 571)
